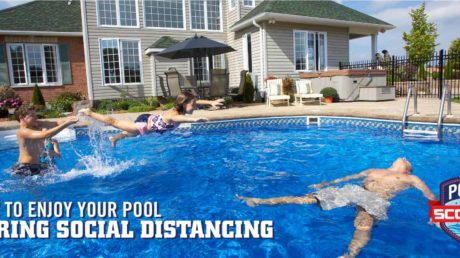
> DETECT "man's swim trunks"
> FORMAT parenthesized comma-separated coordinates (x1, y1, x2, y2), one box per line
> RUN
(314, 184, 390, 220)
(10, 163, 50, 176)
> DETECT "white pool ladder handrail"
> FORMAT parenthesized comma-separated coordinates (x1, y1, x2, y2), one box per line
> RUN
(402, 83, 452, 141)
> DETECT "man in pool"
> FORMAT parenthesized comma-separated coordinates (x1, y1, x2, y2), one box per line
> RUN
(11, 106, 78, 176)
(237, 158, 438, 258)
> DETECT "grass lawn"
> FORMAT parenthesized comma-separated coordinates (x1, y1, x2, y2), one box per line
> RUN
(453, 97, 460, 104)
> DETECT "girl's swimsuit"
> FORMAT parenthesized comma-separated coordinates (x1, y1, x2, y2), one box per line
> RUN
(134, 113, 177, 135)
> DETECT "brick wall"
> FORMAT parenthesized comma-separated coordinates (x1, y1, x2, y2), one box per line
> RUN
(1, 36, 88, 103)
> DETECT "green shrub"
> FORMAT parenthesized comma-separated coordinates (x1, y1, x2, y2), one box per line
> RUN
(320, 87, 339, 102)
(49, 92, 83, 112)
(0, 86, 20, 101)
(243, 74, 254, 103)
(127, 105, 156, 113)
(431, 72, 439, 80)
(161, 102, 175, 110)
(445, 61, 454, 80)
(96, 99, 117, 112)
(144, 96, 159, 108)
(224, 96, 233, 107)
(31, 84, 45, 107)
(36, 109, 62, 119)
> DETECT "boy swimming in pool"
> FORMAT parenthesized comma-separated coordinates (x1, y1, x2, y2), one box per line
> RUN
(12, 106, 78, 176)
(79, 92, 224, 147)
(237, 158, 439, 258)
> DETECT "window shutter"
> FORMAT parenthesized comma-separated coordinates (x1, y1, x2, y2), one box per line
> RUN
(0, 44, 10, 86)
(59, 44, 72, 84)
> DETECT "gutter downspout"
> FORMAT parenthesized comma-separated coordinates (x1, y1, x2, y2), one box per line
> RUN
(253, 19, 265, 92)
(80, 0, 94, 100)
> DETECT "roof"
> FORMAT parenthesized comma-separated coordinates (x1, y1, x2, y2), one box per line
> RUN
(148, 36, 180, 49)
(0, 0, 81, 33)
(231, 0, 393, 30)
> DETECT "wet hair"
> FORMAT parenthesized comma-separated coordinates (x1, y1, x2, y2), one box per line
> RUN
(14, 106, 34, 122)
(174, 92, 196, 114)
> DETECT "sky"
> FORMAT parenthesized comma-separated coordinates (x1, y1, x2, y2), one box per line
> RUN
(0, 0, 459, 61)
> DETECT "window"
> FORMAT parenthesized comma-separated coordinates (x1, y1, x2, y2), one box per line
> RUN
(100, 39, 142, 85)
(7, 43, 61, 86)
(192, 54, 225, 81)
(294, 31, 327, 71)
(144, 0, 185, 29)
(97, 0, 138, 27)
(190, 0, 221, 31)
(243, 0, 254, 7)
(229, 0, 236, 10)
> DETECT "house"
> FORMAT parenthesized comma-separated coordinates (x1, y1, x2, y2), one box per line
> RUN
(80, 0, 394, 100)
(0, 0, 87, 103)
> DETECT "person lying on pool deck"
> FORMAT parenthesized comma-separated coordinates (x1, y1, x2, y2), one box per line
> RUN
(237, 158, 438, 258)
(11, 106, 78, 176)
(79, 92, 224, 147)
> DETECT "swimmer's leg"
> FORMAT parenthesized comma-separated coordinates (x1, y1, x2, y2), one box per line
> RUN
(109, 131, 135, 147)
(236, 194, 317, 207)
(341, 207, 375, 258)
(79, 108, 138, 134)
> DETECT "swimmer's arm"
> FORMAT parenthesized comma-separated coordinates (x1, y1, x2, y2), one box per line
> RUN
(311, 170, 372, 189)
(169, 115, 208, 123)
(18, 118, 77, 140)
(410, 176, 437, 201)
(196, 99, 224, 108)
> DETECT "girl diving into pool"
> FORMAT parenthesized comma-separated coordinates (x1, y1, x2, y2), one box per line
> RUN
(79, 92, 224, 147)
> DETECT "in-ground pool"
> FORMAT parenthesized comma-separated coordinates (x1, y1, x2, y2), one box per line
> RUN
(0, 117, 459, 257)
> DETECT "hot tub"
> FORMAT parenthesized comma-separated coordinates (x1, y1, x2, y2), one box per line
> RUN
(299, 70, 394, 101)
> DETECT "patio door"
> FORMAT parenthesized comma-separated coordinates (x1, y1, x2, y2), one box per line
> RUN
(307, 32, 326, 71)
(243, 33, 252, 73)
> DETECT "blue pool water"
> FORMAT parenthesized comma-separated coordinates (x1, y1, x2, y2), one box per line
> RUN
(0, 120, 459, 257)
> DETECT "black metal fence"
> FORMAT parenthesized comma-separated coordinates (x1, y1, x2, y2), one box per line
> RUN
(339, 50, 460, 98)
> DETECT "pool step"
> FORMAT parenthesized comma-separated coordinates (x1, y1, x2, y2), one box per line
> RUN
(306, 116, 321, 126)
(403, 129, 439, 141)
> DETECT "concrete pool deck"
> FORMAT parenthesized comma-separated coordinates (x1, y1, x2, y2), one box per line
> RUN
(0, 98, 459, 131)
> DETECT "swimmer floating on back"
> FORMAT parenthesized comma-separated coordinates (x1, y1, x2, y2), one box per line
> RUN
(237, 158, 439, 258)
(79, 92, 224, 147)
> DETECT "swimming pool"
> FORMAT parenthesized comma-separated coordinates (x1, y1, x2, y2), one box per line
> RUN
(0, 117, 459, 257)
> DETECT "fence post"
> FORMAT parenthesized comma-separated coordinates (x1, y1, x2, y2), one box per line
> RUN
(438, 49, 444, 99)
(391, 55, 395, 87)
(339, 62, 342, 70)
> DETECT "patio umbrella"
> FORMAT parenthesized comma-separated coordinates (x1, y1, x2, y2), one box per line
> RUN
(157, 34, 235, 65)
(157, 34, 235, 97)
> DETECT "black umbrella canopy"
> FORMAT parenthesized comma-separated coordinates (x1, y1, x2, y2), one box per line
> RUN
(156, 34, 235, 59)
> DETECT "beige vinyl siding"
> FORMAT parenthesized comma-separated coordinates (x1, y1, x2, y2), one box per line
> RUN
(265, 22, 349, 79)
(85, 0, 227, 100)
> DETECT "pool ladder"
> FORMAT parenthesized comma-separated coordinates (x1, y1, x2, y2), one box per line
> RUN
(402, 83, 452, 141)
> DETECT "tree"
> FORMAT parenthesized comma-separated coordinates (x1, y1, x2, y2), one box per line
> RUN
(449, 38, 460, 54)
(449, 38, 460, 70)
(402, 2, 438, 62)
(31, 84, 45, 108)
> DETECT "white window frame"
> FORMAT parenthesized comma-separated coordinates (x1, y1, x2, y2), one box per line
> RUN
(293, 30, 328, 72)
(99, 38, 144, 86)
(95, 0, 140, 28)
(189, 0, 223, 32)
(228, 0, 236, 10)
(6, 43, 62, 87)
(242, 0, 254, 8)
(190, 54, 225, 82)
(143, 0, 187, 30)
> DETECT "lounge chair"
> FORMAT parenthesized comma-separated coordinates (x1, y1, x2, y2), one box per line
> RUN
(295, 79, 323, 105)
(164, 68, 181, 98)
(266, 79, 289, 107)
(209, 69, 229, 98)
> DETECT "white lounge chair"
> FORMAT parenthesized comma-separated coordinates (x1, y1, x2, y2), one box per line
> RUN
(266, 79, 290, 107)
(295, 80, 323, 105)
